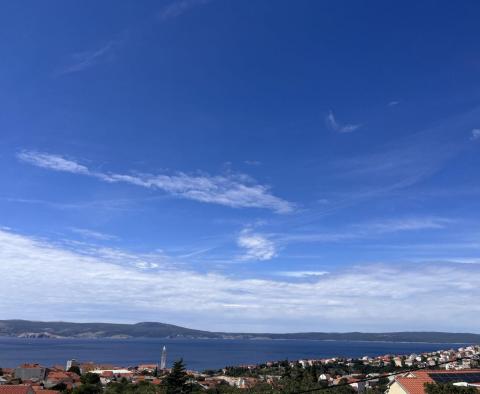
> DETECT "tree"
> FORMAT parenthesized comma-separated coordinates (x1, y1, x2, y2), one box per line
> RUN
(320, 386, 356, 394)
(72, 383, 102, 394)
(50, 382, 68, 392)
(75, 372, 102, 394)
(81, 372, 101, 385)
(164, 359, 188, 394)
(424, 383, 478, 393)
(281, 361, 292, 379)
(68, 366, 82, 376)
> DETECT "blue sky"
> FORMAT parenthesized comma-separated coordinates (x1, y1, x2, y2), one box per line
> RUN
(1, 0, 480, 332)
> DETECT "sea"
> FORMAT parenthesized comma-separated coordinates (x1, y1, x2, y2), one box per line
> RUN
(0, 337, 469, 371)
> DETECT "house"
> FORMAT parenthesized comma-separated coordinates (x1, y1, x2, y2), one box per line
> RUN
(137, 364, 157, 374)
(198, 379, 222, 390)
(348, 378, 366, 393)
(14, 365, 47, 382)
(65, 360, 79, 372)
(90, 369, 133, 381)
(44, 371, 81, 389)
(318, 373, 331, 382)
(387, 369, 480, 394)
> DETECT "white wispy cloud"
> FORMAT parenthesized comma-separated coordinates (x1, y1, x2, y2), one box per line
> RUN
(298, 109, 478, 223)
(333, 125, 461, 192)
(244, 160, 262, 166)
(277, 271, 329, 278)
(17, 151, 90, 174)
(1, 228, 480, 332)
(360, 217, 451, 232)
(17, 151, 293, 213)
(70, 228, 118, 241)
(1, 196, 146, 212)
(471, 128, 480, 141)
(58, 41, 118, 75)
(159, 0, 210, 21)
(237, 229, 277, 261)
(326, 110, 361, 133)
(279, 216, 450, 245)
(388, 100, 400, 107)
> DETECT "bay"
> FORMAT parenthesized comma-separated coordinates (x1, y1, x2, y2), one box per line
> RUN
(0, 337, 468, 371)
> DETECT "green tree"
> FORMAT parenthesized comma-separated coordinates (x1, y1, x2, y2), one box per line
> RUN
(135, 381, 163, 394)
(281, 361, 292, 379)
(72, 383, 102, 394)
(75, 372, 102, 394)
(319, 386, 356, 393)
(81, 372, 101, 385)
(68, 366, 82, 375)
(164, 359, 188, 394)
(50, 382, 68, 392)
(104, 379, 131, 394)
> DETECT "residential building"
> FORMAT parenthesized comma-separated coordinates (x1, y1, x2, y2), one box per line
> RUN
(65, 360, 79, 372)
(387, 369, 480, 394)
(14, 365, 47, 382)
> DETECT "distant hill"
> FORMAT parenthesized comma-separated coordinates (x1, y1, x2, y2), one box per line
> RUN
(0, 320, 479, 343)
(0, 320, 217, 339)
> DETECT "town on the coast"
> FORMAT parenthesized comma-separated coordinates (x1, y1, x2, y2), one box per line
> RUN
(1, 345, 480, 394)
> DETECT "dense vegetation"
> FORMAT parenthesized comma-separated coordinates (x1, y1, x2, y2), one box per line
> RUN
(223, 359, 401, 378)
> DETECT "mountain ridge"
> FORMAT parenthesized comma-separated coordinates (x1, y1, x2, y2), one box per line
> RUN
(1, 320, 479, 343)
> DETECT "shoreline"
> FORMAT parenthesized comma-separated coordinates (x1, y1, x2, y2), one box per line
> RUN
(0, 335, 474, 345)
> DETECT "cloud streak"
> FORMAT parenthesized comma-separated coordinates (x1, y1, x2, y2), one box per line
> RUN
(471, 128, 480, 141)
(58, 41, 118, 75)
(159, 0, 210, 21)
(70, 228, 118, 241)
(18, 151, 90, 174)
(278, 216, 450, 245)
(17, 151, 294, 213)
(277, 270, 329, 278)
(326, 110, 361, 133)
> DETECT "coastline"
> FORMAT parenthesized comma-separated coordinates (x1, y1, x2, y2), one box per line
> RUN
(0, 335, 474, 345)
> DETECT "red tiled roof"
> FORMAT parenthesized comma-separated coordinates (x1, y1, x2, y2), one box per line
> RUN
(46, 371, 80, 382)
(396, 372, 434, 394)
(101, 371, 114, 377)
(396, 369, 480, 394)
(0, 385, 35, 394)
(18, 365, 44, 370)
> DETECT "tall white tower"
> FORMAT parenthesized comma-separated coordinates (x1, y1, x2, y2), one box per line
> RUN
(160, 345, 167, 370)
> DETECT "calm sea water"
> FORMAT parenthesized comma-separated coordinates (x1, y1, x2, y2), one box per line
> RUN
(0, 337, 468, 371)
